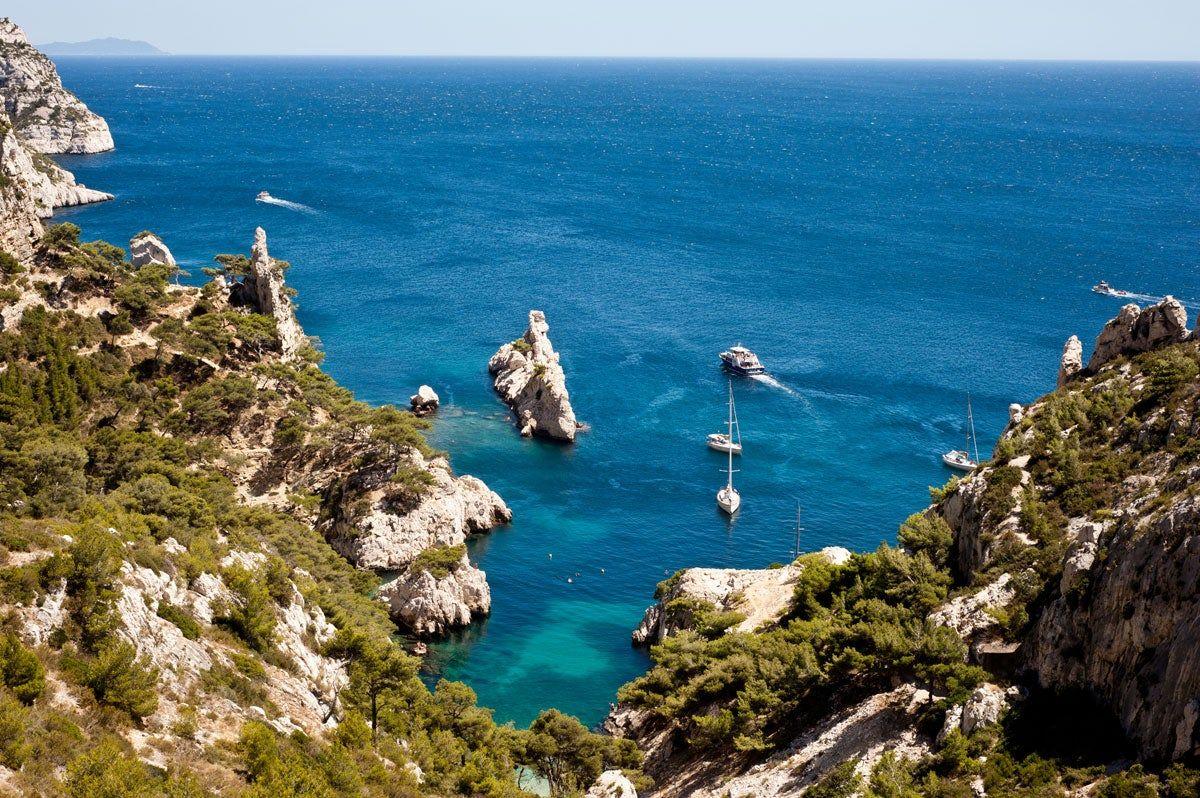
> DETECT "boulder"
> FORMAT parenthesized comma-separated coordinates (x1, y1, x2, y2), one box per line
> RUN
(130, 232, 176, 268)
(586, 770, 637, 798)
(410, 385, 440, 417)
(488, 310, 581, 441)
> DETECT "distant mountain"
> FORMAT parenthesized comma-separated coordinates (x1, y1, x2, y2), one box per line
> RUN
(38, 37, 166, 56)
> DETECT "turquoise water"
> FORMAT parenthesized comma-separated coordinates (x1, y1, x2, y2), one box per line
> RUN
(52, 57, 1198, 727)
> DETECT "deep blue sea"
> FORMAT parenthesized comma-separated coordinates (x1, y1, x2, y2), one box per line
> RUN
(52, 57, 1198, 727)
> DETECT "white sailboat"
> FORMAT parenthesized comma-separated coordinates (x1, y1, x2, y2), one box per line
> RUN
(707, 390, 742, 454)
(717, 380, 741, 515)
(942, 395, 981, 471)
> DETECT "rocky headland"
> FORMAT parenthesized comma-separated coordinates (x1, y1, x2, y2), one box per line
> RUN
(489, 309, 582, 441)
(607, 295, 1200, 796)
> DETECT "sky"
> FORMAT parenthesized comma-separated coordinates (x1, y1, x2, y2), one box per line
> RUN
(10, 0, 1200, 60)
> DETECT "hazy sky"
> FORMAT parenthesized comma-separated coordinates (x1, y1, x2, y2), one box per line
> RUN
(11, 0, 1200, 59)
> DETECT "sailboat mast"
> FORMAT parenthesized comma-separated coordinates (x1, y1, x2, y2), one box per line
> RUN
(793, 504, 802, 560)
(967, 395, 980, 464)
(726, 381, 735, 490)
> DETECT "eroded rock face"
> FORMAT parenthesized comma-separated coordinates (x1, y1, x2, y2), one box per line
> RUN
(1025, 497, 1200, 761)
(1058, 335, 1082, 387)
(378, 554, 491, 636)
(489, 310, 581, 441)
(243, 227, 306, 359)
(1087, 298, 1190, 371)
(130, 231, 176, 268)
(329, 452, 511, 572)
(0, 19, 114, 154)
(632, 547, 852, 646)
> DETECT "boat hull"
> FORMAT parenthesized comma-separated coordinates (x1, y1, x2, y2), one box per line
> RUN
(717, 486, 741, 515)
(707, 435, 742, 454)
(942, 451, 977, 471)
(720, 356, 765, 375)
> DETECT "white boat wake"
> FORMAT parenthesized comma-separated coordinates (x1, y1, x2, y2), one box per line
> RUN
(750, 373, 798, 396)
(1095, 288, 1199, 310)
(256, 194, 318, 215)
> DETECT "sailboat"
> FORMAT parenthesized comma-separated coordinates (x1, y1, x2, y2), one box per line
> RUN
(716, 380, 741, 515)
(942, 395, 981, 471)
(707, 388, 743, 454)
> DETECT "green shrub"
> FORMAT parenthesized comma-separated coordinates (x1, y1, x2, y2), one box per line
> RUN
(156, 603, 201, 640)
(0, 634, 45, 703)
(215, 566, 277, 653)
(74, 640, 159, 719)
(410, 544, 466, 580)
(0, 692, 29, 767)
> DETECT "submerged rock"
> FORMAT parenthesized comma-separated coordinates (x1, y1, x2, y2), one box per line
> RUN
(410, 384, 440, 417)
(488, 310, 581, 441)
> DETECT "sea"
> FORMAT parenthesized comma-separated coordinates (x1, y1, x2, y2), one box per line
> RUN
(51, 56, 1198, 727)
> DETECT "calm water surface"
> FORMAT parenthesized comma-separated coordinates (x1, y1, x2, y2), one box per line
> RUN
(52, 57, 1199, 726)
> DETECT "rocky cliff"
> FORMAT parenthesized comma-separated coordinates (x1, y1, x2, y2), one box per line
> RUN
(240, 226, 306, 360)
(0, 18, 113, 154)
(489, 309, 582, 441)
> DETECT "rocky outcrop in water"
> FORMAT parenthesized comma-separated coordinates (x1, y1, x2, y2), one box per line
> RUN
(489, 310, 581, 441)
(242, 227, 306, 359)
(130, 231, 176, 268)
(0, 18, 114, 154)
(1085, 296, 1191, 372)
(378, 553, 491, 636)
(410, 384, 439, 417)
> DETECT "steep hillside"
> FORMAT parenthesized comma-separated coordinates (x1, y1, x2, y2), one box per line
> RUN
(608, 298, 1200, 797)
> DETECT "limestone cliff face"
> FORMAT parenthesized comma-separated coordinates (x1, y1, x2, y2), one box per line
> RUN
(378, 554, 492, 636)
(0, 18, 114, 154)
(243, 227, 306, 359)
(130, 231, 176, 267)
(0, 118, 42, 261)
(1086, 296, 1191, 372)
(489, 310, 581, 441)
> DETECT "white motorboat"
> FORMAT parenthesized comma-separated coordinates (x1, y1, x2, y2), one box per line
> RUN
(719, 345, 766, 375)
(256, 191, 272, 202)
(942, 395, 981, 472)
(1092, 280, 1134, 299)
(716, 380, 741, 515)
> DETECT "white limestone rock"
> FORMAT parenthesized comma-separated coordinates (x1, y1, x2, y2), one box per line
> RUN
(586, 770, 637, 798)
(927, 573, 1015, 642)
(633, 547, 852, 645)
(410, 384, 440, 417)
(0, 19, 115, 154)
(130, 231, 176, 268)
(378, 554, 491, 636)
(960, 683, 1008, 735)
(332, 452, 510, 572)
(1057, 334, 1082, 387)
(242, 227, 306, 360)
(489, 310, 581, 441)
(1087, 298, 1190, 371)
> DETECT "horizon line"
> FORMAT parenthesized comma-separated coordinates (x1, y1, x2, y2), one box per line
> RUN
(43, 52, 1200, 63)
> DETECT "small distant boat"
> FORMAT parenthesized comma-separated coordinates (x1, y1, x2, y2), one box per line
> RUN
(717, 380, 742, 515)
(720, 345, 766, 376)
(707, 397, 742, 454)
(256, 191, 272, 202)
(942, 395, 981, 472)
(1093, 280, 1135, 299)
